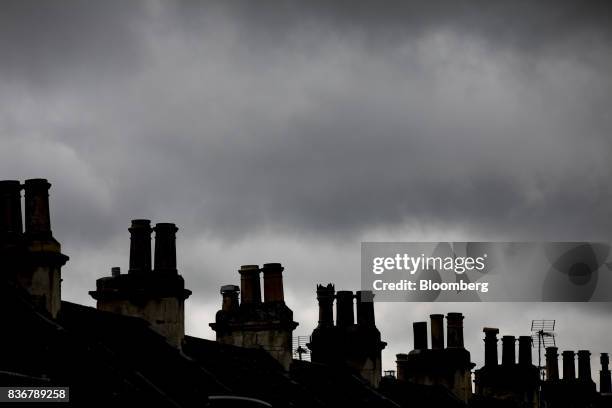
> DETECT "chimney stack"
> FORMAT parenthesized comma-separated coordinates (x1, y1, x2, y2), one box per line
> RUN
(518, 336, 532, 366)
(111, 267, 121, 277)
(562, 351, 576, 381)
(502, 336, 516, 366)
(601, 353, 612, 393)
(356, 290, 375, 327)
(153, 223, 177, 274)
(446, 313, 464, 348)
(483, 327, 499, 366)
(577, 350, 592, 382)
(336, 291, 354, 327)
(262, 263, 284, 303)
(220, 284, 240, 312)
(316, 284, 335, 327)
(413, 321, 428, 350)
(430, 314, 445, 349)
(546, 347, 560, 381)
(239, 265, 261, 304)
(23, 179, 52, 239)
(128, 219, 152, 274)
(0, 180, 23, 239)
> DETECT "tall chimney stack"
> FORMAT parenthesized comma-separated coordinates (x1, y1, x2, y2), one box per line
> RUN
(518, 336, 532, 366)
(502, 336, 516, 366)
(356, 290, 375, 327)
(430, 314, 445, 349)
(220, 285, 240, 312)
(316, 284, 335, 327)
(546, 347, 560, 381)
(262, 263, 284, 303)
(336, 291, 354, 327)
(577, 350, 592, 382)
(128, 219, 152, 274)
(601, 353, 612, 393)
(483, 328, 499, 366)
(153, 223, 177, 274)
(446, 313, 464, 348)
(413, 321, 428, 350)
(239, 265, 261, 304)
(562, 351, 576, 381)
(0, 180, 23, 240)
(23, 179, 52, 239)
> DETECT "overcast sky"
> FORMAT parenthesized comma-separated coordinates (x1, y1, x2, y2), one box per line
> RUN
(1, 1, 611, 380)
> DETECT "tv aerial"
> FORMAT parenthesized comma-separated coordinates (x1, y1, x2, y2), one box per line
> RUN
(531, 319, 556, 381)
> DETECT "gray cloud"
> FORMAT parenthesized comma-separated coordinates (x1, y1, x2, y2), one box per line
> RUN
(1, 0, 611, 379)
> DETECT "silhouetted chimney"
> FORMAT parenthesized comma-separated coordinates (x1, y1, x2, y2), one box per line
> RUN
(239, 265, 261, 304)
(546, 347, 560, 381)
(128, 219, 152, 274)
(446, 312, 464, 348)
(562, 351, 576, 381)
(502, 336, 516, 366)
(153, 223, 177, 274)
(519, 336, 532, 366)
(0, 180, 23, 239)
(23, 179, 52, 239)
(483, 327, 499, 366)
(601, 353, 611, 393)
(316, 283, 335, 327)
(430, 314, 444, 349)
(413, 321, 428, 350)
(220, 284, 240, 312)
(111, 267, 121, 277)
(336, 290, 354, 327)
(577, 350, 591, 382)
(262, 263, 284, 302)
(356, 290, 375, 327)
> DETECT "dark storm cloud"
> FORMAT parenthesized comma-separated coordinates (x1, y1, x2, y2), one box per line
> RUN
(1, 0, 611, 370)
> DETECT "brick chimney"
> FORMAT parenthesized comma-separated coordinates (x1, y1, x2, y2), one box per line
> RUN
(562, 351, 576, 381)
(502, 336, 516, 366)
(356, 290, 375, 327)
(211, 263, 298, 370)
(90, 220, 191, 348)
(316, 283, 335, 328)
(0, 179, 68, 318)
(430, 314, 445, 349)
(483, 327, 499, 366)
(546, 346, 560, 381)
(601, 353, 611, 393)
(336, 291, 355, 327)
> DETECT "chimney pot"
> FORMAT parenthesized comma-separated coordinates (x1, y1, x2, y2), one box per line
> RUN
(483, 327, 499, 366)
(23, 178, 52, 239)
(577, 350, 592, 382)
(239, 264, 261, 304)
(316, 283, 335, 327)
(413, 321, 428, 350)
(336, 290, 354, 327)
(601, 353, 612, 393)
(154, 223, 178, 274)
(502, 336, 516, 366)
(518, 336, 533, 366)
(356, 290, 375, 327)
(546, 347, 560, 381)
(262, 262, 284, 302)
(0, 180, 23, 239)
(128, 219, 152, 274)
(111, 267, 121, 277)
(220, 284, 240, 312)
(446, 312, 464, 348)
(430, 314, 445, 349)
(562, 350, 576, 381)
